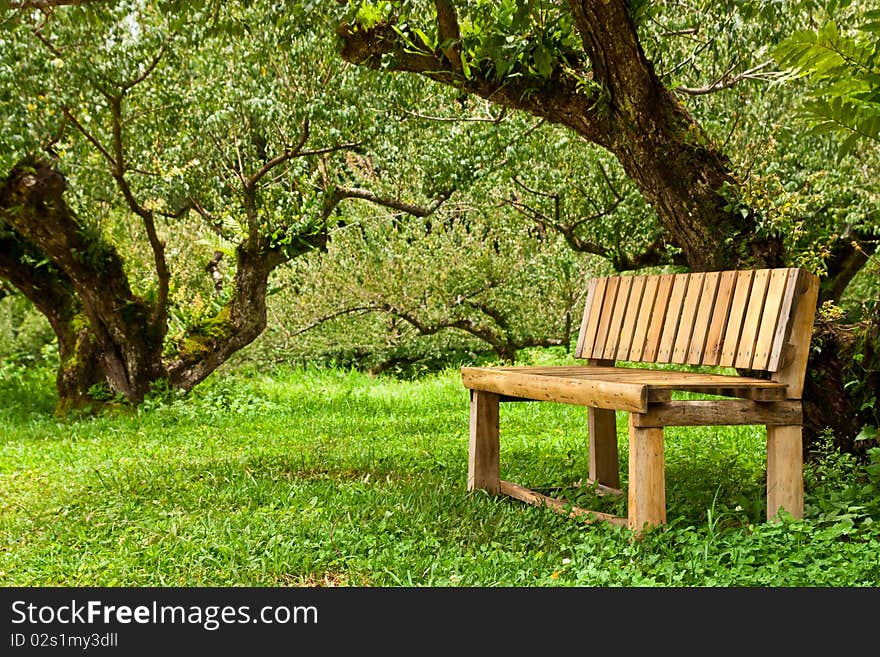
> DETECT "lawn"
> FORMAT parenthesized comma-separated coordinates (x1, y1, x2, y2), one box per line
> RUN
(1, 359, 879, 587)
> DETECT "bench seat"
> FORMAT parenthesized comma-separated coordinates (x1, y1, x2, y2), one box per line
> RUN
(462, 365, 789, 411)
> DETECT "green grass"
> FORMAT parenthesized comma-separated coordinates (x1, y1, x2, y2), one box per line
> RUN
(1, 360, 879, 587)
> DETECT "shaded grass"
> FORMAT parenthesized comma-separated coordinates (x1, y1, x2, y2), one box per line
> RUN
(1, 362, 879, 587)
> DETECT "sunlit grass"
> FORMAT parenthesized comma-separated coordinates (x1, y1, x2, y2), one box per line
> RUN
(1, 361, 878, 587)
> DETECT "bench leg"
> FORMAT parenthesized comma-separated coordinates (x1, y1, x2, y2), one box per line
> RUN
(468, 390, 500, 493)
(766, 424, 804, 520)
(588, 407, 620, 489)
(627, 414, 666, 532)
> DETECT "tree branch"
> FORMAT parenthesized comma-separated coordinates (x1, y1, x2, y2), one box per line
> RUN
(676, 60, 778, 96)
(322, 185, 451, 221)
(337, 20, 608, 145)
(246, 119, 310, 190)
(105, 94, 169, 330)
(288, 305, 378, 338)
(820, 226, 879, 303)
(404, 107, 508, 123)
(60, 108, 115, 167)
(434, 0, 462, 71)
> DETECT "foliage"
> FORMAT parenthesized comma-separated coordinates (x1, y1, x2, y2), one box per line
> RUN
(774, 8, 880, 156)
(0, 293, 55, 363)
(257, 205, 593, 372)
(1, 362, 879, 586)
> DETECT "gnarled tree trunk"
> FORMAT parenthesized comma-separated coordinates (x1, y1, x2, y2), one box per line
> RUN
(0, 157, 300, 412)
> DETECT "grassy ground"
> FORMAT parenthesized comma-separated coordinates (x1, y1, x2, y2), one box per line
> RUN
(1, 357, 879, 587)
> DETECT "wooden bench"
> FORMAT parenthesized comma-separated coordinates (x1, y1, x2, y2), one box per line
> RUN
(461, 268, 819, 533)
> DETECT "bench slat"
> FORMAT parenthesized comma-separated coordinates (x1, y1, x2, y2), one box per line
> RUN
(657, 274, 690, 362)
(616, 275, 646, 361)
(685, 271, 720, 365)
(460, 366, 649, 412)
(603, 275, 633, 360)
(768, 268, 804, 372)
(463, 366, 788, 396)
(628, 275, 660, 362)
(751, 268, 791, 371)
(719, 270, 755, 367)
(576, 277, 603, 358)
(643, 273, 675, 362)
(735, 269, 772, 369)
(671, 272, 704, 364)
(593, 277, 620, 359)
(702, 270, 737, 366)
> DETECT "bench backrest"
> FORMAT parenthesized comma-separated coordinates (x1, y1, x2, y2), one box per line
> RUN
(575, 268, 819, 393)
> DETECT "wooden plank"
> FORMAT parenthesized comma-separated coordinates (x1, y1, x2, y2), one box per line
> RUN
(589, 407, 619, 489)
(750, 268, 791, 371)
(770, 269, 820, 397)
(470, 365, 787, 385)
(702, 271, 738, 366)
(670, 387, 787, 401)
(631, 400, 802, 428)
(602, 276, 633, 360)
(591, 277, 620, 360)
(616, 275, 646, 361)
(735, 269, 772, 369)
(628, 275, 660, 362)
(642, 273, 675, 363)
(719, 270, 756, 367)
(766, 425, 804, 521)
(685, 271, 720, 365)
(656, 273, 690, 363)
(460, 367, 649, 412)
(767, 269, 802, 372)
(499, 480, 627, 526)
(575, 278, 602, 359)
(571, 480, 624, 497)
(627, 417, 666, 533)
(671, 272, 704, 364)
(468, 390, 500, 493)
(464, 366, 791, 401)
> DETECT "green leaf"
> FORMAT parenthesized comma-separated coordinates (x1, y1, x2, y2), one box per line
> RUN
(855, 425, 879, 442)
(532, 44, 552, 79)
(460, 52, 472, 80)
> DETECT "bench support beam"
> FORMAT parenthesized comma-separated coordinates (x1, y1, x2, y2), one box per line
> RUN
(588, 407, 620, 489)
(766, 424, 804, 520)
(627, 414, 666, 532)
(468, 390, 500, 494)
(632, 400, 802, 428)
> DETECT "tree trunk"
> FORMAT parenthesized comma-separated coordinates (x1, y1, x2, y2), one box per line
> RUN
(0, 156, 302, 409)
(0, 157, 166, 408)
(803, 304, 880, 458)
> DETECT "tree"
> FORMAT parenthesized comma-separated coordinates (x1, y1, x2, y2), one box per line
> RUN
(0, 2, 447, 410)
(337, 1, 793, 271)
(336, 0, 879, 455)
